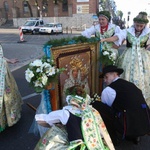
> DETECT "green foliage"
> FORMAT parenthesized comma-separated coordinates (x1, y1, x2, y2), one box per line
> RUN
(97, 10, 111, 21)
(133, 11, 149, 24)
(116, 10, 123, 19)
(99, 45, 116, 66)
(25, 56, 65, 93)
(65, 85, 86, 98)
(44, 36, 99, 47)
(100, 53, 114, 66)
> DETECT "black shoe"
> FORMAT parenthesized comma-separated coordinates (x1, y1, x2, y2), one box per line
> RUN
(132, 137, 141, 145)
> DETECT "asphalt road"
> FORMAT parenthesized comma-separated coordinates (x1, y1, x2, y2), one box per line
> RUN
(0, 29, 150, 150)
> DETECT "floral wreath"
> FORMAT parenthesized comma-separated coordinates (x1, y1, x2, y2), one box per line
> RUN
(97, 11, 111, 22)
(133, 12, 149, 24)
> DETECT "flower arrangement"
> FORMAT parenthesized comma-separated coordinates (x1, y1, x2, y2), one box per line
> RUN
(25, 56, 65, 93)
(100, 44, 117, 66)
(91, 93, 101, 103)
(95, 29, 117, 66)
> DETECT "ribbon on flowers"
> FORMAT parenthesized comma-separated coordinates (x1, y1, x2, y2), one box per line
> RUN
(43, 89, 51, 113)
(43, 44, 53, 113)
(0, 45, 5, 113)
(43, 45, 52, 58)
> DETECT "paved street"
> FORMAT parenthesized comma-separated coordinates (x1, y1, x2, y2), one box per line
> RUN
(0, 28, 79, 71)
(0, 29, 150, 150)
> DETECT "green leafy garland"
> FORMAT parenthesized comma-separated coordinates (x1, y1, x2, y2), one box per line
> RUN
(133, 12, 149, 24)
(97, 11, 111, 22)
(99, 44, 116, 66)
(44, 35, 99, 47)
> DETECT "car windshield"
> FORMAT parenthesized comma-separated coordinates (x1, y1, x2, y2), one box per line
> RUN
(24, 21, 37, 26)
(57, 24, 62, 27)
(44, 24, 54, 27)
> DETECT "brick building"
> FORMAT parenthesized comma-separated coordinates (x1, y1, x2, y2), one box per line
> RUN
(0, 0, 98, 19)
(0, 0, 100, 28)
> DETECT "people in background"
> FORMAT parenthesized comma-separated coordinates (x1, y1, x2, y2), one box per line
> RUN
(100, 11, 150, 107)
(91, 65, 150, 146)
(81, 10, 122, 65)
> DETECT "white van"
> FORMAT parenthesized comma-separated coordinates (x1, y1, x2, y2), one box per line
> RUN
(21, 18, 44, 34)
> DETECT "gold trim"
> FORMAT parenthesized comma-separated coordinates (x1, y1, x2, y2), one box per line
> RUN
(50, 42, 100, 109)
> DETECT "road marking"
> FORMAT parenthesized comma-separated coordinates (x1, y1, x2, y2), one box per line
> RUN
(22, 93, 40, 100)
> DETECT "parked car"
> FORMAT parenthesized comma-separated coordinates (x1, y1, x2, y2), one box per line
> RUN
(39, 23, 63, 34)
(21, 18, 44, 34)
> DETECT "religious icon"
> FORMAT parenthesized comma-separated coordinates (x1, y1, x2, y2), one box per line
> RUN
(50, 43, 100, 109)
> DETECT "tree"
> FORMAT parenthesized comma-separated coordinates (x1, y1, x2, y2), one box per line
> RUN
(116, 10, 123, 20)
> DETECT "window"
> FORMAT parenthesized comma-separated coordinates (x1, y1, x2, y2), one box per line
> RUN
(42, 0, 48, 13)
(35, 21, 39, 26)
(23, 0, 29, 13)
(57, 24, 62, 27)
(40, 20, 44, 25)
(24, 21, 36, 26)
(62, 0, 68, 12)
(4, 1, 9, 12)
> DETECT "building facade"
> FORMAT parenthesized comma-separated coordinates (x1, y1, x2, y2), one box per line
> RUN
(1, 0, 127, 29)
(0, 0, 101, 28)
(0, 0, 99, 19)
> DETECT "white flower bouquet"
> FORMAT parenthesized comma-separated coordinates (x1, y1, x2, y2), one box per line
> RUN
(25, 56, 65, 93)
(100, 44, 117, 66)
(91, 93, 101, 103)
(95, 30, 117, 66)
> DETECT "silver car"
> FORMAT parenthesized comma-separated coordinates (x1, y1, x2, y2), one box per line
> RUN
(39, 23, 63, 34)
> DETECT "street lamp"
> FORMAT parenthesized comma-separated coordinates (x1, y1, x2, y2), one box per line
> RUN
(127, 11, 131, 28)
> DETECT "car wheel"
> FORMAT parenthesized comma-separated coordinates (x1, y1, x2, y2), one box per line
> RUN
(32, 30, 36, 35)
(51, 30, 54, 34)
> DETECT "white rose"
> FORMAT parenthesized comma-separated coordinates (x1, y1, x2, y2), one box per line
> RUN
(30, 59, 43, 67)
(56, 68, 60, 73)
(110, 53, 116, 60)
(25, 68, 34, 82)
(108, 56, 111, 60)
(34, 80, 43, 87)
(42, 63, 52, 74)
(103, 51, 109, 56)
(47, 59, 50, 62)
(47, 67, 56, 76)
(42, 62, 51, 68)
(41, 75, 48, 85)
(36, 67, 42, 73)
